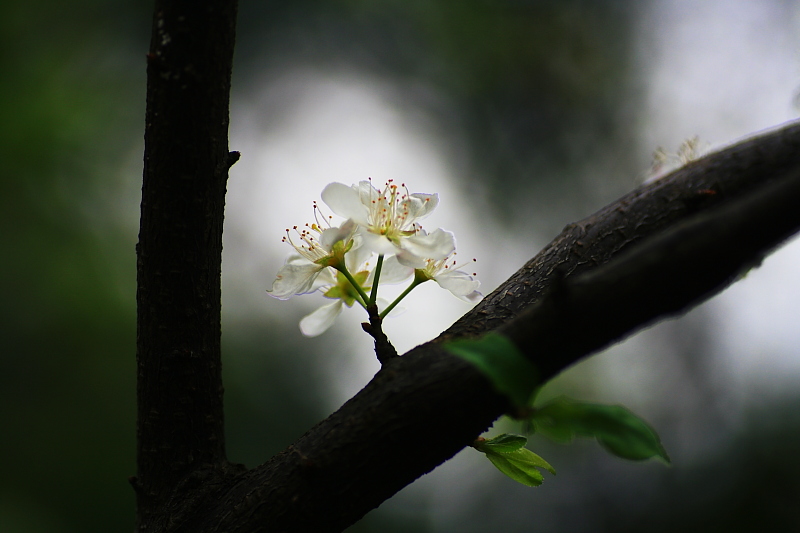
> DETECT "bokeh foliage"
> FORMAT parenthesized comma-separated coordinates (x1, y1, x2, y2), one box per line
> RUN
(1, 1, 154, 530)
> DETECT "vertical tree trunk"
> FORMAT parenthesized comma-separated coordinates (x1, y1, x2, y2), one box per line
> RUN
(135, 0, 238, 528)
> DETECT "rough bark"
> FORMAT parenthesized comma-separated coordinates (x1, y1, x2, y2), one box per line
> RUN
(134, 1, 800, 531)
(135, 0, 239, 529)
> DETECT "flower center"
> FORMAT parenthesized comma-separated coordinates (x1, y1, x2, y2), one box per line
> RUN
(281, 202, 343, 263)
(367, 179, 427, 241)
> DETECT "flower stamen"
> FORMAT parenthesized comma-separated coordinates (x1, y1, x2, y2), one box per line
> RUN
(312, 201, 334, 230)
(423, 252, 478, 279)
(281, 225, 328, 263)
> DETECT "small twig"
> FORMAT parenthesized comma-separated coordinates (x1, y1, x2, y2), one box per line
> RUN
(361, 304, 399, 364)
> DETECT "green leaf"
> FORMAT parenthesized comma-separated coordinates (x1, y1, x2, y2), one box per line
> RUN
(474, 433, 556, 487)
(484, 447, 556, 487)
(531, 397, 670, 463)
(474, 433, 528, 453)
(444, 333, 539, 407)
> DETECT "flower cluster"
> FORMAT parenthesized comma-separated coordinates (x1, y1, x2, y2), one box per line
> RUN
(268, 179, 481, 336)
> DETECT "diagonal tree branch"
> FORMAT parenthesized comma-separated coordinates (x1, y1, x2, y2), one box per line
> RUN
(443, 121, 800, 340)
(500, 165, 800, 380)
(150, 122, 800, 532)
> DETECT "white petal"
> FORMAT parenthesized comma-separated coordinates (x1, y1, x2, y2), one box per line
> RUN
(395, 249, 426, 269)
(267, 257, 324, 299)
(460, 290, 483, 303)
(376, 255, 414, 284)
(319, 219, 356, 248)
(401, 228, 455, 261)
(360, 230, 400, 256)
(312, 266, 337, 288)
(321, 183, 370, 225)
(406, 193, 438, 221)
(345, 237, 375, 271)
(376, 297, 405, 317)
(355, 180, 380, 207)
(434, 269, 482, 302)
(299, 300, 343, 337)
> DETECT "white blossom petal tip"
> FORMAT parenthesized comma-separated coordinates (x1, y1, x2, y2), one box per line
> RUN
(267, 256, 325, 300)
(321, 182, 371, 225)
(402, 228, 455, 262)
(299, 300, 344, 337)
(319, 218, 357, 247)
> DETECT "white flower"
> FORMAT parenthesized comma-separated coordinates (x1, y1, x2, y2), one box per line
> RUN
(418, 253, 482, 303)
(321, 179, 455, 267)
(299, 252, 412, 336)
(267, 217, 357, 300)
(269, 180, 481, 336)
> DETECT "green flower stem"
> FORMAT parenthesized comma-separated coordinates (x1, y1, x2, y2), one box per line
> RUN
(369, 254, 384, 306)
(379, 276, 426, 319)
(337, 264, 370, 309)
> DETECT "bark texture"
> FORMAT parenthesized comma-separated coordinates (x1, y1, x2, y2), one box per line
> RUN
(135, 0, 239, 529)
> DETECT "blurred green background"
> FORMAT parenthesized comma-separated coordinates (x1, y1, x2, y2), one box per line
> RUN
(3, 1, 800, 531)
